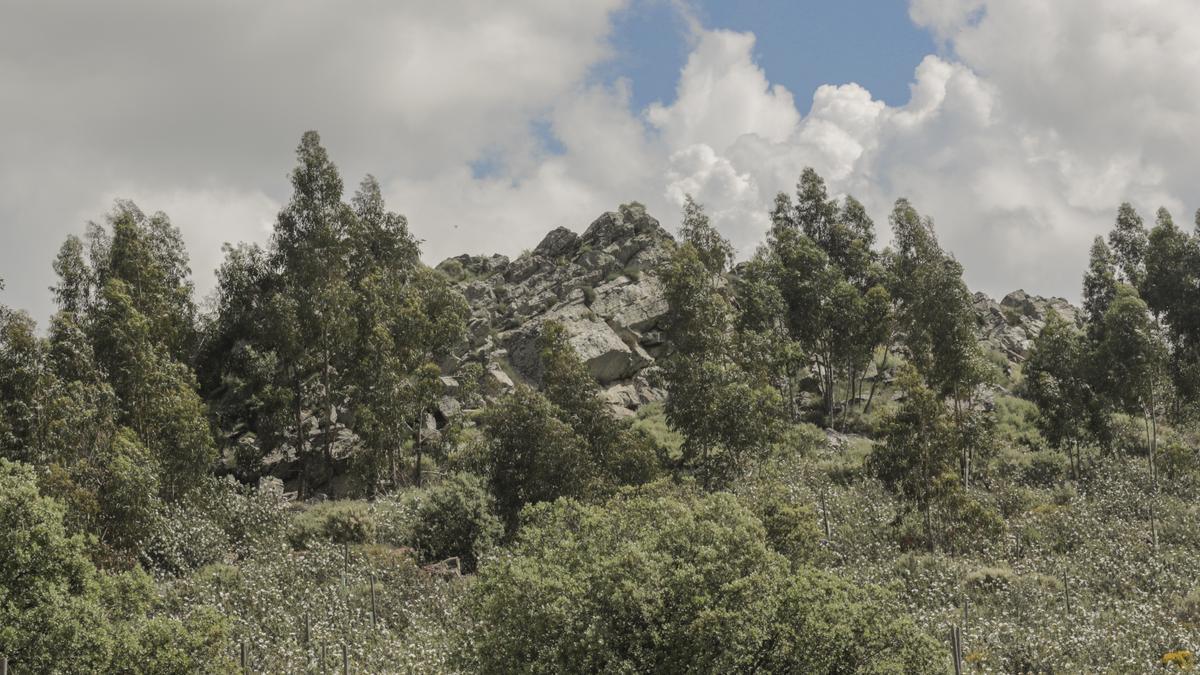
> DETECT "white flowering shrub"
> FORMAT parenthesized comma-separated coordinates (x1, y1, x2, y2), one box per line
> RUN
(763, 440, 1200, 673)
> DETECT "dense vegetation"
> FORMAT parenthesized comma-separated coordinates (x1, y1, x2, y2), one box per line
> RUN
(3, 132, 1200, 672)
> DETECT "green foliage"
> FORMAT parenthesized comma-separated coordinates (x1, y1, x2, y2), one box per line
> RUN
(457, 487, 941, 673)
(0, 460, 229, 672)
(0, 459, 113, 670)
(678, 194, 733, 274)
(477, 386, 591, 531)
(739, 485, 824, 565)
(142, 477, 289, 575)
(744, 172, 893, 427)
(870, 366, 970, 551)
(538, 321, 663, 488)
(661, 221, 783, 486)
(409, 473, 502, 572)
(631, 401, 684, 456)
(291, 499, 377, 549)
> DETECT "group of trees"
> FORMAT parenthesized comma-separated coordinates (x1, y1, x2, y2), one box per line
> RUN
(12, 127, 1200, 670)
(663, 170, 992, 549)
(199, 132, 468, 497)
(1027, 203, 1200, 492)
(0, 201, 215, 562)
(0, 132, 471, 561)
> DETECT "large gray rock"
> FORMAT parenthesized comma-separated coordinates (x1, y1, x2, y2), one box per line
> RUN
(974, 290, 1082, 362)
(590, 276, 668, 332)
(534, 226, 580, 258)
(503, 302, 653, 386)
(440, 204, 675, 414)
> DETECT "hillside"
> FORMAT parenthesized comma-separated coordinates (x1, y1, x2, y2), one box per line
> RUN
(4, 133, 1200, 673)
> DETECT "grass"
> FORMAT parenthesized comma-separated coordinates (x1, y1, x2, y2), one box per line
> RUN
(632, 402, 684, 459)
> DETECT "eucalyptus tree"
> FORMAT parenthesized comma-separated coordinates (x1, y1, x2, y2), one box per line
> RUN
(662, 198, 782, 486)
(740, 170, 891, 426)
(1100, 285, 1171, 490)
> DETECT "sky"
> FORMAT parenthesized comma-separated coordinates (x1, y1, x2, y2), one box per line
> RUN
(3, 0, 1200, 322)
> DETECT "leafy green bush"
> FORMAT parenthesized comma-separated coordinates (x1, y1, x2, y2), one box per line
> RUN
(631, 401, 684, 459)
(456, 486, 942, 673)
(142, 477, 289, 574)
(0, 460, 230, 672)
(1024, 449, 1071, 486)
(290, 499, 377, 549)
(739, 486, 824, 565)
(410, 473, 502, 572)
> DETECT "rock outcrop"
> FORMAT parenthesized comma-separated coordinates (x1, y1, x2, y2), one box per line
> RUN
(973, 289, 1081, 362)
(435, 207, 1082, 420)
(438, 203, 673, 416)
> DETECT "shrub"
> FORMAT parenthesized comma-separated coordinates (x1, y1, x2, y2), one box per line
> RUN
(290, 500, 377, 549)
(631, 402, 684, 460)
(965, 565, 1016, 597)
(410, 473, 502, 572)
(1024, 449, 1071, 486)
(772, 422, 827, 458)
(740, 487, 824, 565)
(456, 487, 941, 672)
(0, 460, 229, 672)
(142, 476, 288, 575)
(605, 427, 666, 488)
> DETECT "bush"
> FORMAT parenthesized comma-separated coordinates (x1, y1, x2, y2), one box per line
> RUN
(290, 499, 377, 549)
(965, 565, 1016, 598)
(142, 477, 289, 574)
(1024, 449, 1071, 486)
(410, 473, 502, 572)
(740, 487, 824, 565)
(0, 460, 229, 672)
(456, 486, 941, 672)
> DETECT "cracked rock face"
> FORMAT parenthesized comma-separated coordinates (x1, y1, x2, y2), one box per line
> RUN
(437, 204, 675, 414)
(435, 203, 1080, 421)
(973, 289, 1082, 362)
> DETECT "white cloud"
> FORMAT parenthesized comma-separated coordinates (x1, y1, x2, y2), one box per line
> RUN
(0, 0, 628, 320)
(6, 0, 1200, 320)
(646, 29, 800, 151)
(643, 1, 1200, 300)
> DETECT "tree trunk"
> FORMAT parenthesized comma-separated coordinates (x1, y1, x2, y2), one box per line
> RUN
(864, 346, 890, 414)
(323, 348, 333, 463)
(924, 501, 934, 554)
(414, 413, 423, 488)
(389, 443, 397, 489)
(295, 373, 306, 499)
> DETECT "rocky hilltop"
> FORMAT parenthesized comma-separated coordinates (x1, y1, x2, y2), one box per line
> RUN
(437, 203, 675, 416)
(972, 289, 1081, 365)
(434, 205, 1083, 420)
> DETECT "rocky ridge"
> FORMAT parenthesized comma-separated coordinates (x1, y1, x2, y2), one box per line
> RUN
(972, 289, 1082, 366)
(436, 209, 1084, 420)
(437, 203, 675, 417)
(256, 210, 1084, 485)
